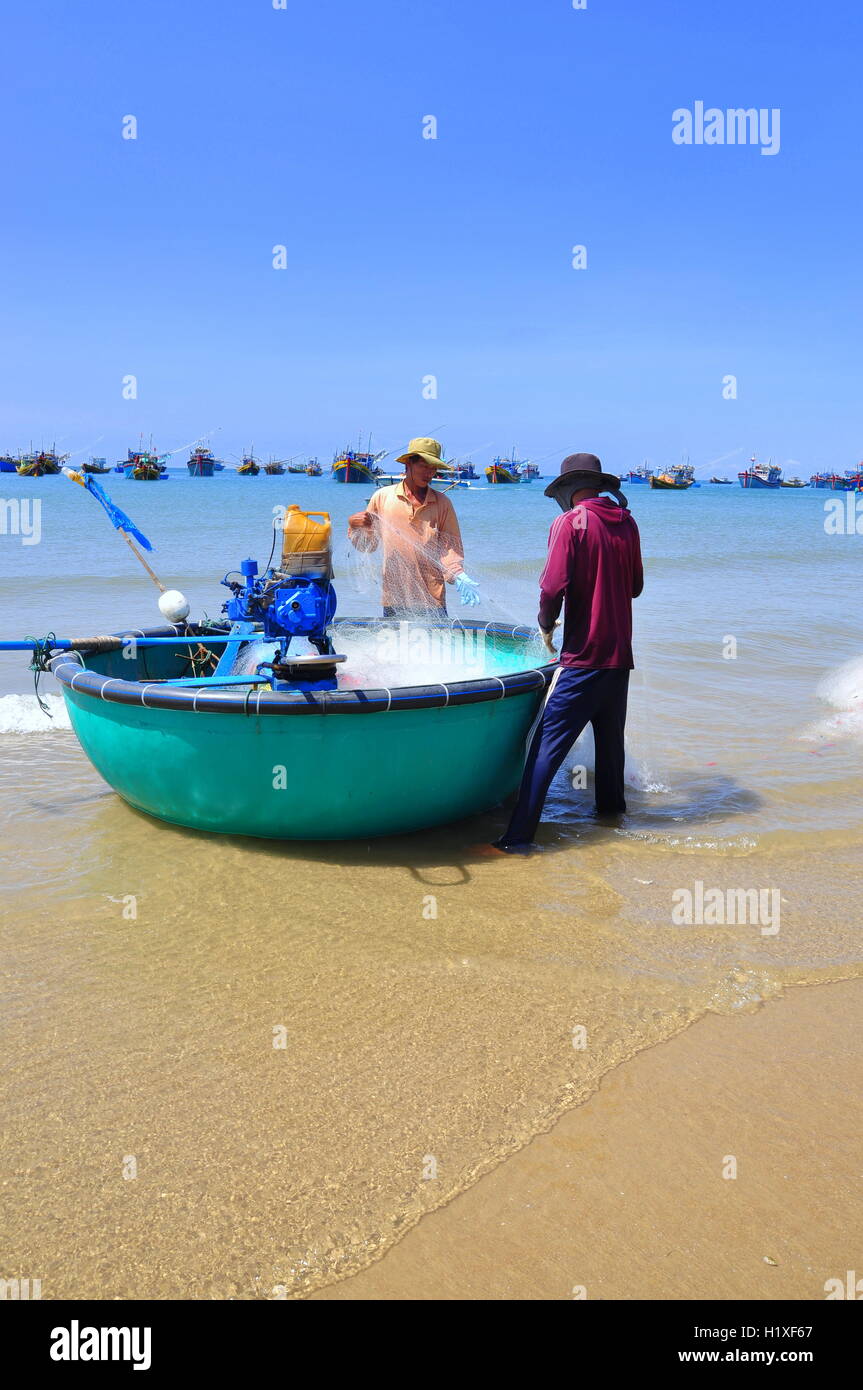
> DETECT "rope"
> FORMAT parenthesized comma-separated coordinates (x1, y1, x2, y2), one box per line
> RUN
(25, 633, 57, 716)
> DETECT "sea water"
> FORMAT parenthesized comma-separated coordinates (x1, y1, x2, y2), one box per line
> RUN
(1, 472, 862, 1298)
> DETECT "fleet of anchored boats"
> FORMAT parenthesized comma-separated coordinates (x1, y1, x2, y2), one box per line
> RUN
(626, 455, 861, 490)
(4, 444, 860, 490)
(0, 440, 530, 484)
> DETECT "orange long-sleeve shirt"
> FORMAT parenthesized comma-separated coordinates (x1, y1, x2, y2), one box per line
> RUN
(348, 480, 464, 610)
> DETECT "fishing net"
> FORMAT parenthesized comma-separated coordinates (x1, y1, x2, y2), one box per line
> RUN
(342, 508, 536, 624)
(335, 507, 547, 687)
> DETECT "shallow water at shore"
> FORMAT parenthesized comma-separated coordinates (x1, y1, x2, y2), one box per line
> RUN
(2, 476, 862, 1296)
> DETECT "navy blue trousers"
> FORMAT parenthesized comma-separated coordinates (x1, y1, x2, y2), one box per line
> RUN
(500, 666, 630, 847)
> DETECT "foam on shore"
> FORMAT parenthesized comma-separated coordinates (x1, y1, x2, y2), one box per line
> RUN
(0, 693, 71, 732)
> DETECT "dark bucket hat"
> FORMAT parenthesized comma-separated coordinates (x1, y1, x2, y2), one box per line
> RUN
(543, 453, 625, 510)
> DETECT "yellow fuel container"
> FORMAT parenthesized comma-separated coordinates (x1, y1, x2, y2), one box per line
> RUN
(280, 505, 332, 577)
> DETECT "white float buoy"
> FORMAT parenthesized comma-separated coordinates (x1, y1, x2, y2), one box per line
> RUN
(158, 589, 191, 622)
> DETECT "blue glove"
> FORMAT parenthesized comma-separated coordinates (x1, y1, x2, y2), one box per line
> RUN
(454, 572, 481, 606)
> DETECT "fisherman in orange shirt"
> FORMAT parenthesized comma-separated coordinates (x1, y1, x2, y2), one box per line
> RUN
(348, 437, 481, 617)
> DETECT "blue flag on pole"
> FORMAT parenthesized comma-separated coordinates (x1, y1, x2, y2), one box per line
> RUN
(63, 469, 154, 551)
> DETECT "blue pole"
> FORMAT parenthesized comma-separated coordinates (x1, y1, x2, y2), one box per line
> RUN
(0, 635, 252, 652)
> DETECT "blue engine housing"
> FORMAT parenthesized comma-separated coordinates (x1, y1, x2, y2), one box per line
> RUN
(265, 575, 337, 641)
(224, 561, 336, 642)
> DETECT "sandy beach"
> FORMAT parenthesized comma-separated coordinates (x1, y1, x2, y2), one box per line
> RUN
(315, 978, 863, 1301)
(2, 718, 861, 1300)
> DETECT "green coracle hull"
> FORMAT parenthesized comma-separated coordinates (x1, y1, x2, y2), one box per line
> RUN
(53, 623, 551, 840)
(61, 687, 540, 838)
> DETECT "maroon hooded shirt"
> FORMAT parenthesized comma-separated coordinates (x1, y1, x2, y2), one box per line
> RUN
(537, 496, 644, 669)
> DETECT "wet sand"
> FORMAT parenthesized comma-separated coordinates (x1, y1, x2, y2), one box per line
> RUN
(314, 978, 863, 1300)
(2, 747, 861, 1301)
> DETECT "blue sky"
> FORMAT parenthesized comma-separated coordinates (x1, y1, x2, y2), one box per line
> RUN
(1, 0, 860, 474)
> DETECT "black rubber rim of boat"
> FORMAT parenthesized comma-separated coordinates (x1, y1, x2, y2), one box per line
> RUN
(49, 619, 555, 714)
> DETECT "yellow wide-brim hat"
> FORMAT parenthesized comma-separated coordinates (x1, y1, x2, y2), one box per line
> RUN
(395, 437, 445, 468)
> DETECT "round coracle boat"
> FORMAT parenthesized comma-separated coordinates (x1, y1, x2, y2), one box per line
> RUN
(49, 619, 553, 839)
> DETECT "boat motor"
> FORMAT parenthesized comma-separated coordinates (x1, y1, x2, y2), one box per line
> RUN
(221, 509, 342, 691)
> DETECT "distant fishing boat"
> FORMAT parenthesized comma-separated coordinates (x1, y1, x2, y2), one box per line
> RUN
(287, 462, 307, 475)
(17, 449, 65, 477)
(306, 458, 322, 476)
(826, 466, 863, 491)
(521, 462, 542, 480)
(649, 459, 695, 490)
(710, 476, 733, 484)
(188, 446, 217, 477)
(434, 462, 473, 488)
(129, 460, 166, 481)
(486, 452, 527, 484)
(237, 455, 260, 476)
(488, 451, 529, 483)
(675, 459, 695, 482)
(649, 470, 693, 490)
(0, 454, 19, 473)
(780, 477, 807, 488)
(332, 447, 383, 483)
(625, 463, 653, 485)
(447, 459, 478, 480)
(485, 461, 518, 484)
(82, 457, 111, 474)
(738, 456, 782, 489)
(120, 449, 167, 481)
(264, 459, 286, 475)
(845, 464, 863, 491)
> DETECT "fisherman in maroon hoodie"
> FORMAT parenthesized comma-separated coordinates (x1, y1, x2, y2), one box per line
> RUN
(494, 453, 643, 853)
